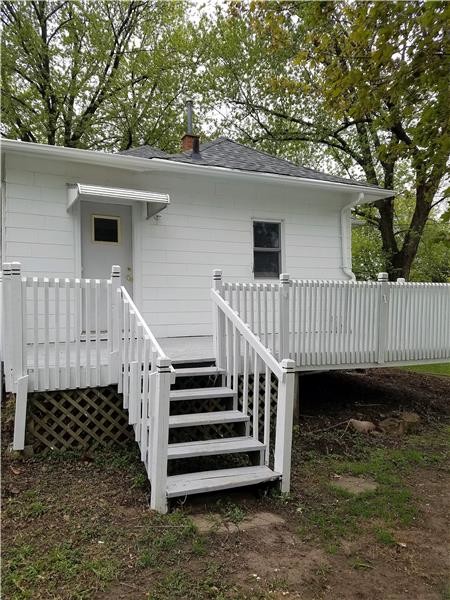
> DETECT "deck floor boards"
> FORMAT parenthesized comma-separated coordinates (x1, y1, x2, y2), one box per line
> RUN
(25, 335, 215, 370)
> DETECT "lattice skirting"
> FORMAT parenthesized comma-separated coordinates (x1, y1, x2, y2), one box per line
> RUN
(26, 386, 134, 453)
(25, 376, 280, 457)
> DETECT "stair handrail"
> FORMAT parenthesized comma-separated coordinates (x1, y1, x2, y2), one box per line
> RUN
(115, 278, 172, 513)
(211, 288, 283, 381)
(118, 285, 171, 364)
(211, 281, 296, 494)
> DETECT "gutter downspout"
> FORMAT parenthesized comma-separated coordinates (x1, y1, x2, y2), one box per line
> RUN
(341, 192, 364, 280)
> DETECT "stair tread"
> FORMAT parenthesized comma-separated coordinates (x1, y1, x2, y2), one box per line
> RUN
(166, 465, 280, 498)
(174, 366, 225, 377)
(168, 436, 264, 459)
(169, 410, 248, 428)
(170, 386, 236, 401)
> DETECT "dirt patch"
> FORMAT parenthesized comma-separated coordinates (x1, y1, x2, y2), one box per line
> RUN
(192, 510, 285, 534)
(330, 475, 378, 494)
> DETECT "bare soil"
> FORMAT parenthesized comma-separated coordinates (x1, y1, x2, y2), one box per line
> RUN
(2, 368, 450, 600)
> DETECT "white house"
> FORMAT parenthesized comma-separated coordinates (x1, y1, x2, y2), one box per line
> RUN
(1, 132, 392, 339)
(1, 126, 448, 512)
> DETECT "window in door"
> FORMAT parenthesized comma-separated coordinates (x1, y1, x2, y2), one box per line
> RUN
(253, 220, 281, 278)
(92, 215, 121, 244)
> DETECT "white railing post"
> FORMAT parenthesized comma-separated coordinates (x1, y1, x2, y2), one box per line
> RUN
(111, 265, 121, 352)
(279, 273, 291, 359)
(376, 272, 390, 364)
(150, 356, 171, 514)
(110, 266, 121, 382)
(212, 269, 226, 369)
(2, 263, 12, 388)
(9, 262, 25, 383)
(274, 358, 296, 493)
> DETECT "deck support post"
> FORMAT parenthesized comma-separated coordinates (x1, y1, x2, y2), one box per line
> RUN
(110, 265, 121, 381)
(212, 269, 226, 369)
(150, 357, 171, 513)
(376, 272, 390, 364)
(275, 358, 296, 493)
(13, 375, 29, 450)
(279, 273, 291, 360)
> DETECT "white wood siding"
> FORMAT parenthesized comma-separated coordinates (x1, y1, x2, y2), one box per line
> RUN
(3, 153, 351, 338)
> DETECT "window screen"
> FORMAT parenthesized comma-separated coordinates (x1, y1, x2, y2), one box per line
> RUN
(92, 215, 120, 243)
(253, 221, 281, 278)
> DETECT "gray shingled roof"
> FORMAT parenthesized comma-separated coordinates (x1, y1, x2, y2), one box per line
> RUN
(164, 138, 378, 188)
(121, 137, 379, 188)
(119, 144, 169, 159)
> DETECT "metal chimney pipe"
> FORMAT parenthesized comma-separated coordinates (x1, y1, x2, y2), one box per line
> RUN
(186, 100, 193, 135)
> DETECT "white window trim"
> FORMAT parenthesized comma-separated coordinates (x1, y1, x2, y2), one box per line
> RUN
(251, 218, 285, 280)
(91, 214, 121, 245)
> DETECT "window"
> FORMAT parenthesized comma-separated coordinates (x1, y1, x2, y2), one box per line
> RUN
(253, 221, 281, 278)
(92, 215, 120, 244)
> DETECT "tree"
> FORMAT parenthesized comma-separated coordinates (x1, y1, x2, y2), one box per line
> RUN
(205, 1, 450, 280)
(1, 0, 205, 151)
(352, 203, 450, 282)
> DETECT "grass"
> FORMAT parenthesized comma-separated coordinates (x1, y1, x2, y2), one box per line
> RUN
(400, 362, 450, 376)
(3, 541, 119, 600)
(296, 425, 450, 546)
(147, 566, 236, 600)
(216, 500, 247, 525)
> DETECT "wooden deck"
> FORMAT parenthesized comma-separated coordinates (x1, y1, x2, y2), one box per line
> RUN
(25, 335, 214, 370)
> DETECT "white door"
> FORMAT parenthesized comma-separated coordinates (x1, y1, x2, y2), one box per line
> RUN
(81, 201, 133, 331)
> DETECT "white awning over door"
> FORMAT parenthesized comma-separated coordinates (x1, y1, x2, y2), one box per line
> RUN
(67, 183, 170, 218)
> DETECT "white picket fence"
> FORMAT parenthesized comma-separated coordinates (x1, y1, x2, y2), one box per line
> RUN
(220, 272, 450, 368)
(2, 262, 122, 393)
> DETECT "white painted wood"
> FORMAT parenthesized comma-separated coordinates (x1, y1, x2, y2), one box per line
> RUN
(212, 269, 226, 369)
(166, 465, 281, 498)
(274, 359, 296, 493)
(173, 366, 225, 377)
(376, 272, 389, 364)
(168, 436, 265, 460)
(13, 375, 29, 450)
(211, 290, 283, 379)
(169, 387, 236, 401)
(169, 410, 249, 428)
(149, 357, 172, 513)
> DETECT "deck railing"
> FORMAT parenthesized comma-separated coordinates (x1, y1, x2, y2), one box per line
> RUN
(2, 262, 120, 393)
(115, 285, 174, 512)
(220, 271, 450, 368)
(212, 271, 296, 492)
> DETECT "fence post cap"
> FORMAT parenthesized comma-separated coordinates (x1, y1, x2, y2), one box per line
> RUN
(281, 358, 295, 371)
(396, 277, 406, 283)
(111, 265, 121, 277)
(156, 356, 172, 372)
(377, 272, 389, 282)
(280, 273, 290, 284)
(212, 269, 223, 279)
(10, 262, 22, 276)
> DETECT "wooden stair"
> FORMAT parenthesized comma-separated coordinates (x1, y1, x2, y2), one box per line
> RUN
(167, 465, 280, 498)
(162, 365, 280, 500)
